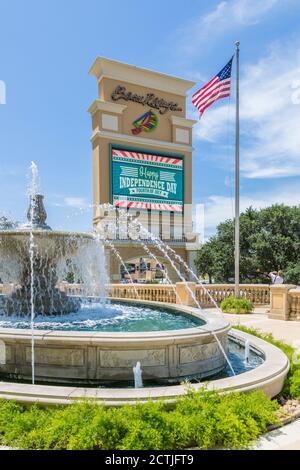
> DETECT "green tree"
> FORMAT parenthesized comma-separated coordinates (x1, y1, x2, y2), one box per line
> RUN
(284, 262, 300, 285)
(195, 204, 300, 285)
(195, 241, 216, 283)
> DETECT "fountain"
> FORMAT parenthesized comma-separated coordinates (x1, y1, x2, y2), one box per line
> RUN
(0, 166, 106, 316)
(0, 164, 289, 398)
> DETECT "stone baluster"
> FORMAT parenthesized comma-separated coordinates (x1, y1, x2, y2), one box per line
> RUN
(269, 284, 296, 320)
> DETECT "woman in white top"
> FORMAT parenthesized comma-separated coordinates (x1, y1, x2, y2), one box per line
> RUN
(269, 271, 284, 284)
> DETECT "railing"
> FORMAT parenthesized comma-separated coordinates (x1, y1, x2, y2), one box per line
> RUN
(109, 284, 177, 303)
(288, 288, 300, 320)
(0, 284, 15, 295)
(59, 282, 177, 304)
(195, 284, 270, 307)
(7, 281, 270, 306)
(3, 281, 300, 320)
(108, 237, 190, 245)
(108, 283, 270, 306)
(57, 282, 299, 320)
(59, 282, 84, 296)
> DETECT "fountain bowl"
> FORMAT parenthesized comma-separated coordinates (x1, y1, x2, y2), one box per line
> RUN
(0, 304, 289, 405)
(0, 230, 104, 315)
(0, 300, 230, 385)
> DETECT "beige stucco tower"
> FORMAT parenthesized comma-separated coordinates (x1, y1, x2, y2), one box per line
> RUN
(88, 57, 200, 282)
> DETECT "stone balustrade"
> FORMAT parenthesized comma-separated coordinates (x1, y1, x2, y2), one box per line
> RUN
(286, 288, 300, 321)
(2, 281, 300, 320)
(109, 284, 177, 303)
(59, 282, 85, 296)
(0, 281, 270, 305)
(195, 284, 270, 307)
(0, 284, 14, 295)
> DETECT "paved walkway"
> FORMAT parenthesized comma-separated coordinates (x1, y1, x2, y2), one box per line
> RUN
(255, 419, 300, 450)
(220, 307, 300, 346)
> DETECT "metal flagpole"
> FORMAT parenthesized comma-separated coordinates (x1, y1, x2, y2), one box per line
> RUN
(234, 41, 240, 298)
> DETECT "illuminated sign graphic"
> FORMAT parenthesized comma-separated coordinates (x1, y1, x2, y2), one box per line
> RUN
(111, 148, 183, 212)
(131, 110, 158, 135)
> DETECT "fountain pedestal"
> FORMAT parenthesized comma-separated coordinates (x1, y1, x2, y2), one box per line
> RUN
(0, 231, 83, 315)
(0, 194, 97, 315)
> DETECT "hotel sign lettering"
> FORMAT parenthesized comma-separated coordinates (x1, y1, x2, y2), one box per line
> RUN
(111, 85, 182, 115)
(111, 148, 183, 212)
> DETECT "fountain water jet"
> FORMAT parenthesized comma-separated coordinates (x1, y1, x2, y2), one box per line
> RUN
(103, 237, 140, 299)
(244, 340, 250, 363)
(133, 361, 143, 388)
(98, 204, 235, 376)
(0, 166, 107, 316)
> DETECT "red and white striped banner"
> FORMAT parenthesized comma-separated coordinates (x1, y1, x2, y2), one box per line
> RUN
(112, 149, 183, 168)
(113, 199, 183, 212)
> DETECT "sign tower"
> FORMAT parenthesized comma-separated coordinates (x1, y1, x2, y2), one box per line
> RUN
(88, 57, 200, 282)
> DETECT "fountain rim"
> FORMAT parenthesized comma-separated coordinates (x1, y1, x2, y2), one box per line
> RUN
(0, 229, 95, 238)
(0, 299, 230, 339)
(0, 328, 289, 405)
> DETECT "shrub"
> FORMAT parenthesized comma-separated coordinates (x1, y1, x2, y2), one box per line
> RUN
(221, 296, 254, 314)
(0, 389, 279, 450)
(290, 370, 300, 400)
(234, 326, 300, 399)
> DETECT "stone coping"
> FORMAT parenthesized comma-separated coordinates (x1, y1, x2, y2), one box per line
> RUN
(0, 230, 94, 237)
(0, 299, 230, 345)
(0, 300, 289, 406)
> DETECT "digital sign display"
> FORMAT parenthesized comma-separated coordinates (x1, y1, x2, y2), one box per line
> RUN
(111, 148, 184, 212)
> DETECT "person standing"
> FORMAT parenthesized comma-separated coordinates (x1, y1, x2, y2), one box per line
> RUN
(269, 271, 284, 284)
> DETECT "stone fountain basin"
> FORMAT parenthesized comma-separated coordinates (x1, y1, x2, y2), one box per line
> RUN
(0, 230, 94, 259)
(0, 302, 289, 406)
(0, 230, 98, 315)
(0, 300, 230, 384)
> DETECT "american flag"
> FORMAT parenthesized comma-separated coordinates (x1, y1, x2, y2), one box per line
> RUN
(192, 57, 233, 117)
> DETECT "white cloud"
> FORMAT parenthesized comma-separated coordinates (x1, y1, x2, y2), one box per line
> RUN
(63, 197, 89, 210)
(194, 104, 234, 142)
(201, 184, 300, 237)
(193, 40, 300, 179)
(232, 0, 280, 25)
(174, 0, 280, 58)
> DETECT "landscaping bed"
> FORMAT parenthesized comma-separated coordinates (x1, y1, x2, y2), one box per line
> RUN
(0, 326, 298, 450)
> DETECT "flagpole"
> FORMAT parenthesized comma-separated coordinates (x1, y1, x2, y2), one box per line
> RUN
(234, 41, 240, 298)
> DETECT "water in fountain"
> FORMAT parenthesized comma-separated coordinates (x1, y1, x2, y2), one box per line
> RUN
(143, 227, 226, 313)
(116, 212, 180, 302)
(137, 240, 181, 303)
(111, 203, 226, 314)
(28, 162, 38, 384)
(138, 224, 236, 376)
(99, 204, 235, 376)
(102, 208, 180, 302)
(0, 191, 265, 386)
(244, 339, 250, 363)
(102, 237, 140, 299)
(133, 361, 143, 388)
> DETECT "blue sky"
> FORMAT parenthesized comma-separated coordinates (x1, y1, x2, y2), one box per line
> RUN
(1, 0, 300, 237)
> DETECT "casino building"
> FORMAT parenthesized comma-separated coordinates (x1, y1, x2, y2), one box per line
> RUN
(88, 57, 200, 282)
